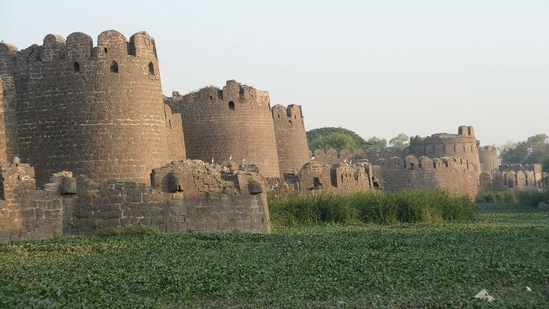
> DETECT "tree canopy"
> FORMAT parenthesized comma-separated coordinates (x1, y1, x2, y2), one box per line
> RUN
(499, 134, 549, 165)
(306, 127, 390, 152)
(389, 133, 409, 150)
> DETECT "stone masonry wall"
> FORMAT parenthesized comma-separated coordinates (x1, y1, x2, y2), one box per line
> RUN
(377, 155, 478, 199)
(0, 163, 69, 243)
(0, 30, 184, 186)
(272, 104, 310, 177)
(167, 80, 281, 178)
(0, 160, 270, 243)
(0, 72, 19, 164)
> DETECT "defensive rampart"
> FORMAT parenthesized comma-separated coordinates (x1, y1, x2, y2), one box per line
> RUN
(0, 30, 185, 186)
(408, 125, 481, 177)
(377, 155, 478, 199)
(167, 81, 280, 178)
(272, 104, 310, 177)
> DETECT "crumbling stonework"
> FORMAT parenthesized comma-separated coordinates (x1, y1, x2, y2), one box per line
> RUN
(0, 30, 185, 186)
(296, 161, 375, 193)
(0, 160, 270, 243)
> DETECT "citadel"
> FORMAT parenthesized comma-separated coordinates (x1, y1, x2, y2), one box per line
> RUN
(0, 30, 543, 243)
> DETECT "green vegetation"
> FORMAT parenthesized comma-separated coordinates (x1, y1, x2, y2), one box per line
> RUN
(269, 189, 474, 226)
(1, 192, 548, 308)
(388, 133, 409, 150)
(499, 133, 549, 165)
(476, 190, 548, 207)
(306, 127, 389, 152)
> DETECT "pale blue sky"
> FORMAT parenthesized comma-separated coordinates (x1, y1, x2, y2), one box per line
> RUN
(1, 0, 547, 147)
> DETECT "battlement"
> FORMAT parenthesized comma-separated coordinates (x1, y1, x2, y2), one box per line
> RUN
(376, 155, 476, 171)
(271, 104, 304, 121)
(0, 30, 158, 64)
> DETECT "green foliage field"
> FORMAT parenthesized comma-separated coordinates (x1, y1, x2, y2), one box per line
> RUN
(1, 202, 548, 308)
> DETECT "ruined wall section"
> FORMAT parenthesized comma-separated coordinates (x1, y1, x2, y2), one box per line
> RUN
(297, 162, 374, 193)
(0, 162, 71, 243)
(479, 145, 498, 173)
(377, 155, 478, 199)
(168, 80, 280, 178)
(0, 159, 271, 243)
(70, 160, 270, 235)
(272, 104, 310, 177)
(408, 125, 481, 178)
(0, 30, 184, 186)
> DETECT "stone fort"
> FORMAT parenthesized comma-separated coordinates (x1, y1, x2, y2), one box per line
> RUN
(0, 30, 543, 242)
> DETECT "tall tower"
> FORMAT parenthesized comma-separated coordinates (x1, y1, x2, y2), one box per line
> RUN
(169, 80, 281, 178)
(479, 145, 498, 173)
(271, 104, 310, 176)
(0, 30, 184, 185)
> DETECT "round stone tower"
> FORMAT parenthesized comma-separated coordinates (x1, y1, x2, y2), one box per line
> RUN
(479, 145, 499, 173)
(0, 30, 184, 185)
(271, 104, 310, 177)
(169, 80, 281, 178)
(408, 125, 481, 176)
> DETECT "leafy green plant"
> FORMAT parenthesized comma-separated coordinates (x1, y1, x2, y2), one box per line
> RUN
(0, 208, 548, 308)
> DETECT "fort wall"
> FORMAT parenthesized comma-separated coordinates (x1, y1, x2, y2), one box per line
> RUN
(408, 125, 481, 177)
(0, 31, 184, 186)
(272, 104, 310, 176)
(167, 80, 280, 178)
(0, 160, 270, 243)
(377, 155, 478, 199)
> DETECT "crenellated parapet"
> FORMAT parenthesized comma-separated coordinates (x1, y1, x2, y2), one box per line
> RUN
(0, 30, 183, 186)
(408, 125, 481, 178)
(376, 155, 478, 199)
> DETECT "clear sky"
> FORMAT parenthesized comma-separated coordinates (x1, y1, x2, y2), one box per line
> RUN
(1, 0, 547, 147)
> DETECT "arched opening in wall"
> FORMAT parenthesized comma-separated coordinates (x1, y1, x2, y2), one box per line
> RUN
(104, 47, 108, 53)
(228, 101, 235, 111)
(288, 120, 293, 127)
(110, 61, 119, 73)
(210, 95, 213, 100)
(73, 62, 80, 73)
(148, 62, 155, 75)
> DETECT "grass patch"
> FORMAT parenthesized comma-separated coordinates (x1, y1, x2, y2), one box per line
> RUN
(269, 189, 474, 226)
(476, 190, 548, 207)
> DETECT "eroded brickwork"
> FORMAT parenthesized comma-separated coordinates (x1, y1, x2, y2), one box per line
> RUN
(0, 31, 185, 186)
